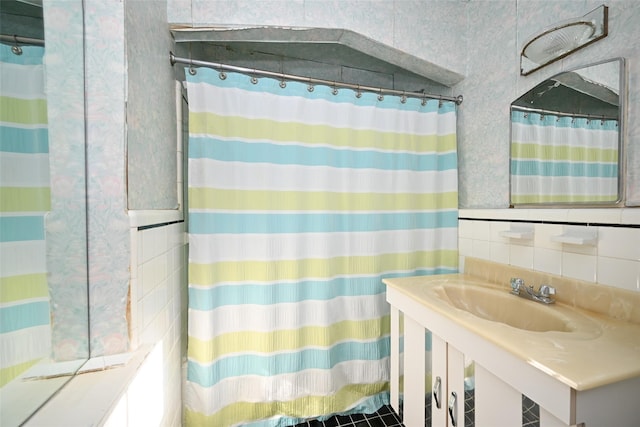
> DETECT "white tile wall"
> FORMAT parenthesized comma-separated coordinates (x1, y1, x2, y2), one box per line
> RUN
(106, 220, 188, 426)
(459, 210, 640, 292)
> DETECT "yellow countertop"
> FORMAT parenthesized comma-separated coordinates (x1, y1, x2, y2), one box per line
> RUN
(383, 273, 640, 391)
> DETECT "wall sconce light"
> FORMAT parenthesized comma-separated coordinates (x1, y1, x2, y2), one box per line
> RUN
(520, 4, 608, 75)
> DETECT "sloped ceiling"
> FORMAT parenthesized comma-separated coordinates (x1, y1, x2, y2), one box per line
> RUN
(171, 26, 464, 88)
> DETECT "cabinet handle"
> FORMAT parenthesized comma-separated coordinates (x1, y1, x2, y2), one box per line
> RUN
(433, 376, 442, 409)
(448, 391, 457, 427)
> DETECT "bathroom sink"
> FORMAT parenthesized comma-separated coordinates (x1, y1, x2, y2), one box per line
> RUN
(433, 283, 587, 332)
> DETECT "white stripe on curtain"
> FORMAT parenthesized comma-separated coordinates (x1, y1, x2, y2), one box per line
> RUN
(188, 229, 459, 263)
(511, 110, 619, 204)
(184, 68, 458, 427)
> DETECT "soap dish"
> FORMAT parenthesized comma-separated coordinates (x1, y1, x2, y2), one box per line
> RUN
(551, 228, 598, 246)
(499, 224, 534, 240)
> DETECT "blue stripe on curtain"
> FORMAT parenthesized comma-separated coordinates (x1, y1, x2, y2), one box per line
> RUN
(0, 302, 50, 333)
(0, 128, 49, 153)
(188, 269, 455, 311)
(189, 138, 458, 171)
(511, 160, 618, 178)
(0, 216, 45, 242)
(188, 338, 391, 387)
(189, 211, 459, 234)
(184, 67, 458, 427)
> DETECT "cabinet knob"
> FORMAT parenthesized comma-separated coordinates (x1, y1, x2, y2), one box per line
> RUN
(448, 391, 458, 427)
(433, 376, 442, 409)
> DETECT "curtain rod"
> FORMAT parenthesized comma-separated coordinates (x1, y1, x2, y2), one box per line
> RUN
(170, 52, 463, 105)
(512, 105, 618, 121)
(0, 34, 44, 47)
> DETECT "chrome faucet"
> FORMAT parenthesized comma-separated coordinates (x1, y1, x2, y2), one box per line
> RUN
(510, 278, 556, 304)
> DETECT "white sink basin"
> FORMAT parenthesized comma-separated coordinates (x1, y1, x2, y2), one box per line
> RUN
(433, 283, 598, 333)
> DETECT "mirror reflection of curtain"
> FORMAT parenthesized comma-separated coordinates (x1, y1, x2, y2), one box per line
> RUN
(0, 44, 51, 386)
(511, 110, 619, 204)
(183, 69, 459, 426)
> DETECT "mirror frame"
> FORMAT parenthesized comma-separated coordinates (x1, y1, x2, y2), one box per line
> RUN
(510, 57, 626, 207)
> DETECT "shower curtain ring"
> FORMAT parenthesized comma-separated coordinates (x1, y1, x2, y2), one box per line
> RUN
(218, 69, 227, 80)
(421, 96, 427, 106)
(332, 82, 338, 96)
(377, 89, 384, 102)
(355, 85, 362, 99)
(279, 73, 286, 88)
(400, 91, 407, 104)
(11, 35, 23, 55)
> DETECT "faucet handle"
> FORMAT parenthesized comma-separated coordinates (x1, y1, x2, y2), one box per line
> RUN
(511, 277, 524, 295)
(510, 277, 524, 291)
(539, 284, 556, 297)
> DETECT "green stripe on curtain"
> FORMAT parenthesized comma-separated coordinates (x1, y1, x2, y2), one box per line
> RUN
(0, 187, 51, 212)
(0, 97, 48, 125)
(189, 188, 458, 211)
(189, 251, 459, 285)
(189, 316, 391, 362)
(511, 142, 618, 162)
(189, 112, 457, 153)
(0, 359, 41, 387)
(0, 274, 49, 303)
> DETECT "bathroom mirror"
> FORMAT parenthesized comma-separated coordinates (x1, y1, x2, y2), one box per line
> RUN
(510, 58, 624, 206)
(0, 1, 89, 425)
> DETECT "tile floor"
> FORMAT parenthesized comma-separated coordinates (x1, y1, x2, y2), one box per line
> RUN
(295, 393, 539, 427)
(295, 405, 404, 427)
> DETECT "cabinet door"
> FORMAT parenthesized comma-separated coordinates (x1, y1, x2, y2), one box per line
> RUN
(404, 315, 427, 427)
(446, 343, 466, 427)
(431, 334, 447, 426)
(432, 337, 466, 427)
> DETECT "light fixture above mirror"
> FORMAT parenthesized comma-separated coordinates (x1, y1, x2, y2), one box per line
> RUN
(520, 5, 608, 76)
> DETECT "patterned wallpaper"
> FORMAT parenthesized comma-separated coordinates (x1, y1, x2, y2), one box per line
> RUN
(84, 0, 131, 355)
(125, 0, 178, 210)
(42, 0, 89, 360)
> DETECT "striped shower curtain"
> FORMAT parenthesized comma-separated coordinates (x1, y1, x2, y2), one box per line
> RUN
(184, 68, 458, 427)
(511, 110, 619, 204)
(0, 44, 51, 386)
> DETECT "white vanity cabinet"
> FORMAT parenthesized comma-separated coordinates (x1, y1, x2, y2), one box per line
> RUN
(390, 301, 467, 427)
(385, 276, 640, 427)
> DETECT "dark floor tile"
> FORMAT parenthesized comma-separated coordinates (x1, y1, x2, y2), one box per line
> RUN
(381, 413, 402, 426)
(321, 416, 342, 427)
(333, 414, 354, 426)
(349, 413, 366, 422)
